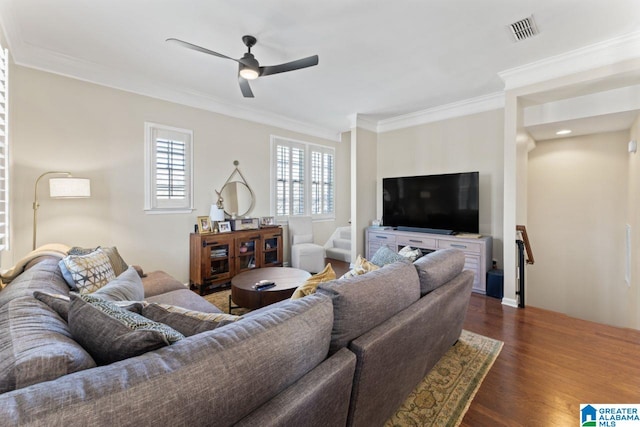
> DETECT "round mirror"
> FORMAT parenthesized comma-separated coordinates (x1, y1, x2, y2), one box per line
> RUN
(220, 181, 254, 217)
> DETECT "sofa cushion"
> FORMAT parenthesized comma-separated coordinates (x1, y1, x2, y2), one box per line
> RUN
(317, 261, 420, 354)
(92, 266, 144, 301)
(0, 258, 69, 308)
(68, 294, 184, 365)
(142, 303, 240, 337)
(145, 289, 222, 313)
(340, 255, 379, 279)
(0, 296, 96, 393)
(370, 246, 407, 267)
(60, 248, 116, 293)
(291, 263, 336, 299)
(413, 248, 466, 295)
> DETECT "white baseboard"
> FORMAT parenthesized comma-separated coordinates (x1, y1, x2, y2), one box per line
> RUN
(501, 297, 518, 308)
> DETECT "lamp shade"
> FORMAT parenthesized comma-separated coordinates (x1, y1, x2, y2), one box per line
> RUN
(49, 177, 91, 198)
(210, 204, 225, 222)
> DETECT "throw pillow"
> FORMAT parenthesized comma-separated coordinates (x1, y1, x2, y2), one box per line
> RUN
(398, 245, 423, 262)
(291, 263, 336, 299)
(60, 248, 116, 293)
(91, 266, 144, 301)
(370, 245, 406, 267)
(0, 296, 96, 393)
(340, 255, 380, 279)
(68, 293, 184, 365)
(142, 303, 241, 337)
(33, 291, 71, 321)
(68, 246, 129, 276)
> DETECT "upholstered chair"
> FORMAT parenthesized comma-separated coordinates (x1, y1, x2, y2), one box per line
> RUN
(288, 216, 325, 273)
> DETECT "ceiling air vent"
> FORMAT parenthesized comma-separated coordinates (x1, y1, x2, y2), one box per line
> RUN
(509, 15, 538, 41)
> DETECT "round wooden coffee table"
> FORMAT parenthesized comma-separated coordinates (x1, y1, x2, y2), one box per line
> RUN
(230, 267, 311, 310)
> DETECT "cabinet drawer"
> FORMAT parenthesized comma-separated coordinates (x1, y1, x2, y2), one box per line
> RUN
(397, 236, 436, 249)
(437, 239, 481, 253)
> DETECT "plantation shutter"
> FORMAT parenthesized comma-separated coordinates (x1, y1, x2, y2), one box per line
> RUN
(144, 123, 193, 212)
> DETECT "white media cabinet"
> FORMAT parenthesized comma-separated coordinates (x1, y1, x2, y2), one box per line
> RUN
(365, 227, 493, 294)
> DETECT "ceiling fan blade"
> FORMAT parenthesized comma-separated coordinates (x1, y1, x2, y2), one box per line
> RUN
(238, 76, 254, 98)
(260, 55, 319, 77)
(166, 38, 240, 63)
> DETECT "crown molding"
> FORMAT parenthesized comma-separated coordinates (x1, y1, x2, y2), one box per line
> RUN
(6, 40, 342, 142)
(376, 92, 505, 133)
(347, 114, 378, 132)
(499, 30, 640, 90)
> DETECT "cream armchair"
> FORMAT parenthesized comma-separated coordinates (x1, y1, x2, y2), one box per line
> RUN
(288, 216, 325, 273)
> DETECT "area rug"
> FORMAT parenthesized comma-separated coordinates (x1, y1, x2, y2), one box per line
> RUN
(205, 290, 502, 427)
(385, 330, 503, 427)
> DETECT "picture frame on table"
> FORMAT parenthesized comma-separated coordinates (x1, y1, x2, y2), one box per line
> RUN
(197, 216, 212, 234)
(260, 216, 275, 227)
(218, 221, 232, 233)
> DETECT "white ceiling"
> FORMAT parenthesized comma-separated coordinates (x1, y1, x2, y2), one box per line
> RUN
(1, 0, 639, 140)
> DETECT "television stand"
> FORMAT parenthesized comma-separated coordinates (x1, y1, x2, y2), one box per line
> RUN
(396, 226, 454, 235)
(366, 227, 492, 294)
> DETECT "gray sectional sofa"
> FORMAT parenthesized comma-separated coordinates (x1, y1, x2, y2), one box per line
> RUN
(0, 248, 473, 427)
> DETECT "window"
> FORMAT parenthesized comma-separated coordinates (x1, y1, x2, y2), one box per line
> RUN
(0, 46, 9, 250)
(271, 136, 335, 220)
(144, 123, 193, 213)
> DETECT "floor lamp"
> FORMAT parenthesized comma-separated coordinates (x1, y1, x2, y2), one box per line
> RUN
(32, 171, 91, 250)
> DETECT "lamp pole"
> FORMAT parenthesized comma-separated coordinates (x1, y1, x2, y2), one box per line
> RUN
(32, 171, 71, 250)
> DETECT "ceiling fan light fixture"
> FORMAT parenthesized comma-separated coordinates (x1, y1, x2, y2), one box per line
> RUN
(239, 67, 259, 80)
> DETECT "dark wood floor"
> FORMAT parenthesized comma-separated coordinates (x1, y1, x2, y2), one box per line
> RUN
(462, 294, 640, 426)
(327, 258, 640, 426)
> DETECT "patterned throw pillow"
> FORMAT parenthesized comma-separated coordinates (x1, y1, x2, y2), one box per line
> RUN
(398, 245, 423, 262)
(68, 246, 129, 276)
(142, 303, 241, 337)
(340, 255, 380, 279)
(290, 263, 336, 299)
(68, 293, 184, 365)
(370, 245, 407, 267)
(60, 248, 116, 293)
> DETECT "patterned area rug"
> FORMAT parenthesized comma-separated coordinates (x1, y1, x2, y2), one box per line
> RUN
(385, 330, 503, 427)
(205, 290, 502, 427)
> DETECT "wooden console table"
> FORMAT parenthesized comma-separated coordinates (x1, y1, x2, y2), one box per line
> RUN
(189, 226, 283, 295)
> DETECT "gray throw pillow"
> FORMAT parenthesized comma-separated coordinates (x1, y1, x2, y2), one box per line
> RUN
(142, 303, 241, 337)
(0, 296, 96, 393)
(92, 266, 144, 301)
(370, 245, 407, 267)
(68, 294, 184, 365)
(33, 291, 71, 321)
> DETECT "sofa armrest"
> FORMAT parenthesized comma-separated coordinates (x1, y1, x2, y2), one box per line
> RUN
(235, 348, 356, 427)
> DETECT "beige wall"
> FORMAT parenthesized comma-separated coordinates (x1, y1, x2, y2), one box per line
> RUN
(7, 65, 348, 282)
(350, 127, 377, 258)
(527, 131, 632, 328)
(376, 109, 505, 267)
(628, 114, 640, 329)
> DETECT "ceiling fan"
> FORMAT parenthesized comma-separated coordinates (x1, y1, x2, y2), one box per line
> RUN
(166, 35, 319, 98)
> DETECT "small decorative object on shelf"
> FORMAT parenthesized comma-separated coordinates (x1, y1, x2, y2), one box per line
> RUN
(197, 216, 213, 234)
(218, 221, 231, 233)
(260, 216, 276, 227)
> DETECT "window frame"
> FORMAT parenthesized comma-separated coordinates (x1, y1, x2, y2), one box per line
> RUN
(144, 122, 194, 214)
(270, 135, 335, 222)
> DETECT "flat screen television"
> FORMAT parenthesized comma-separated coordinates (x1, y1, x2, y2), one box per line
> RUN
(382, 172, 479, 234)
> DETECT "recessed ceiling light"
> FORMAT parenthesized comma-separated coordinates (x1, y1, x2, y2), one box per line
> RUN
(556, 129, 572, 136)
